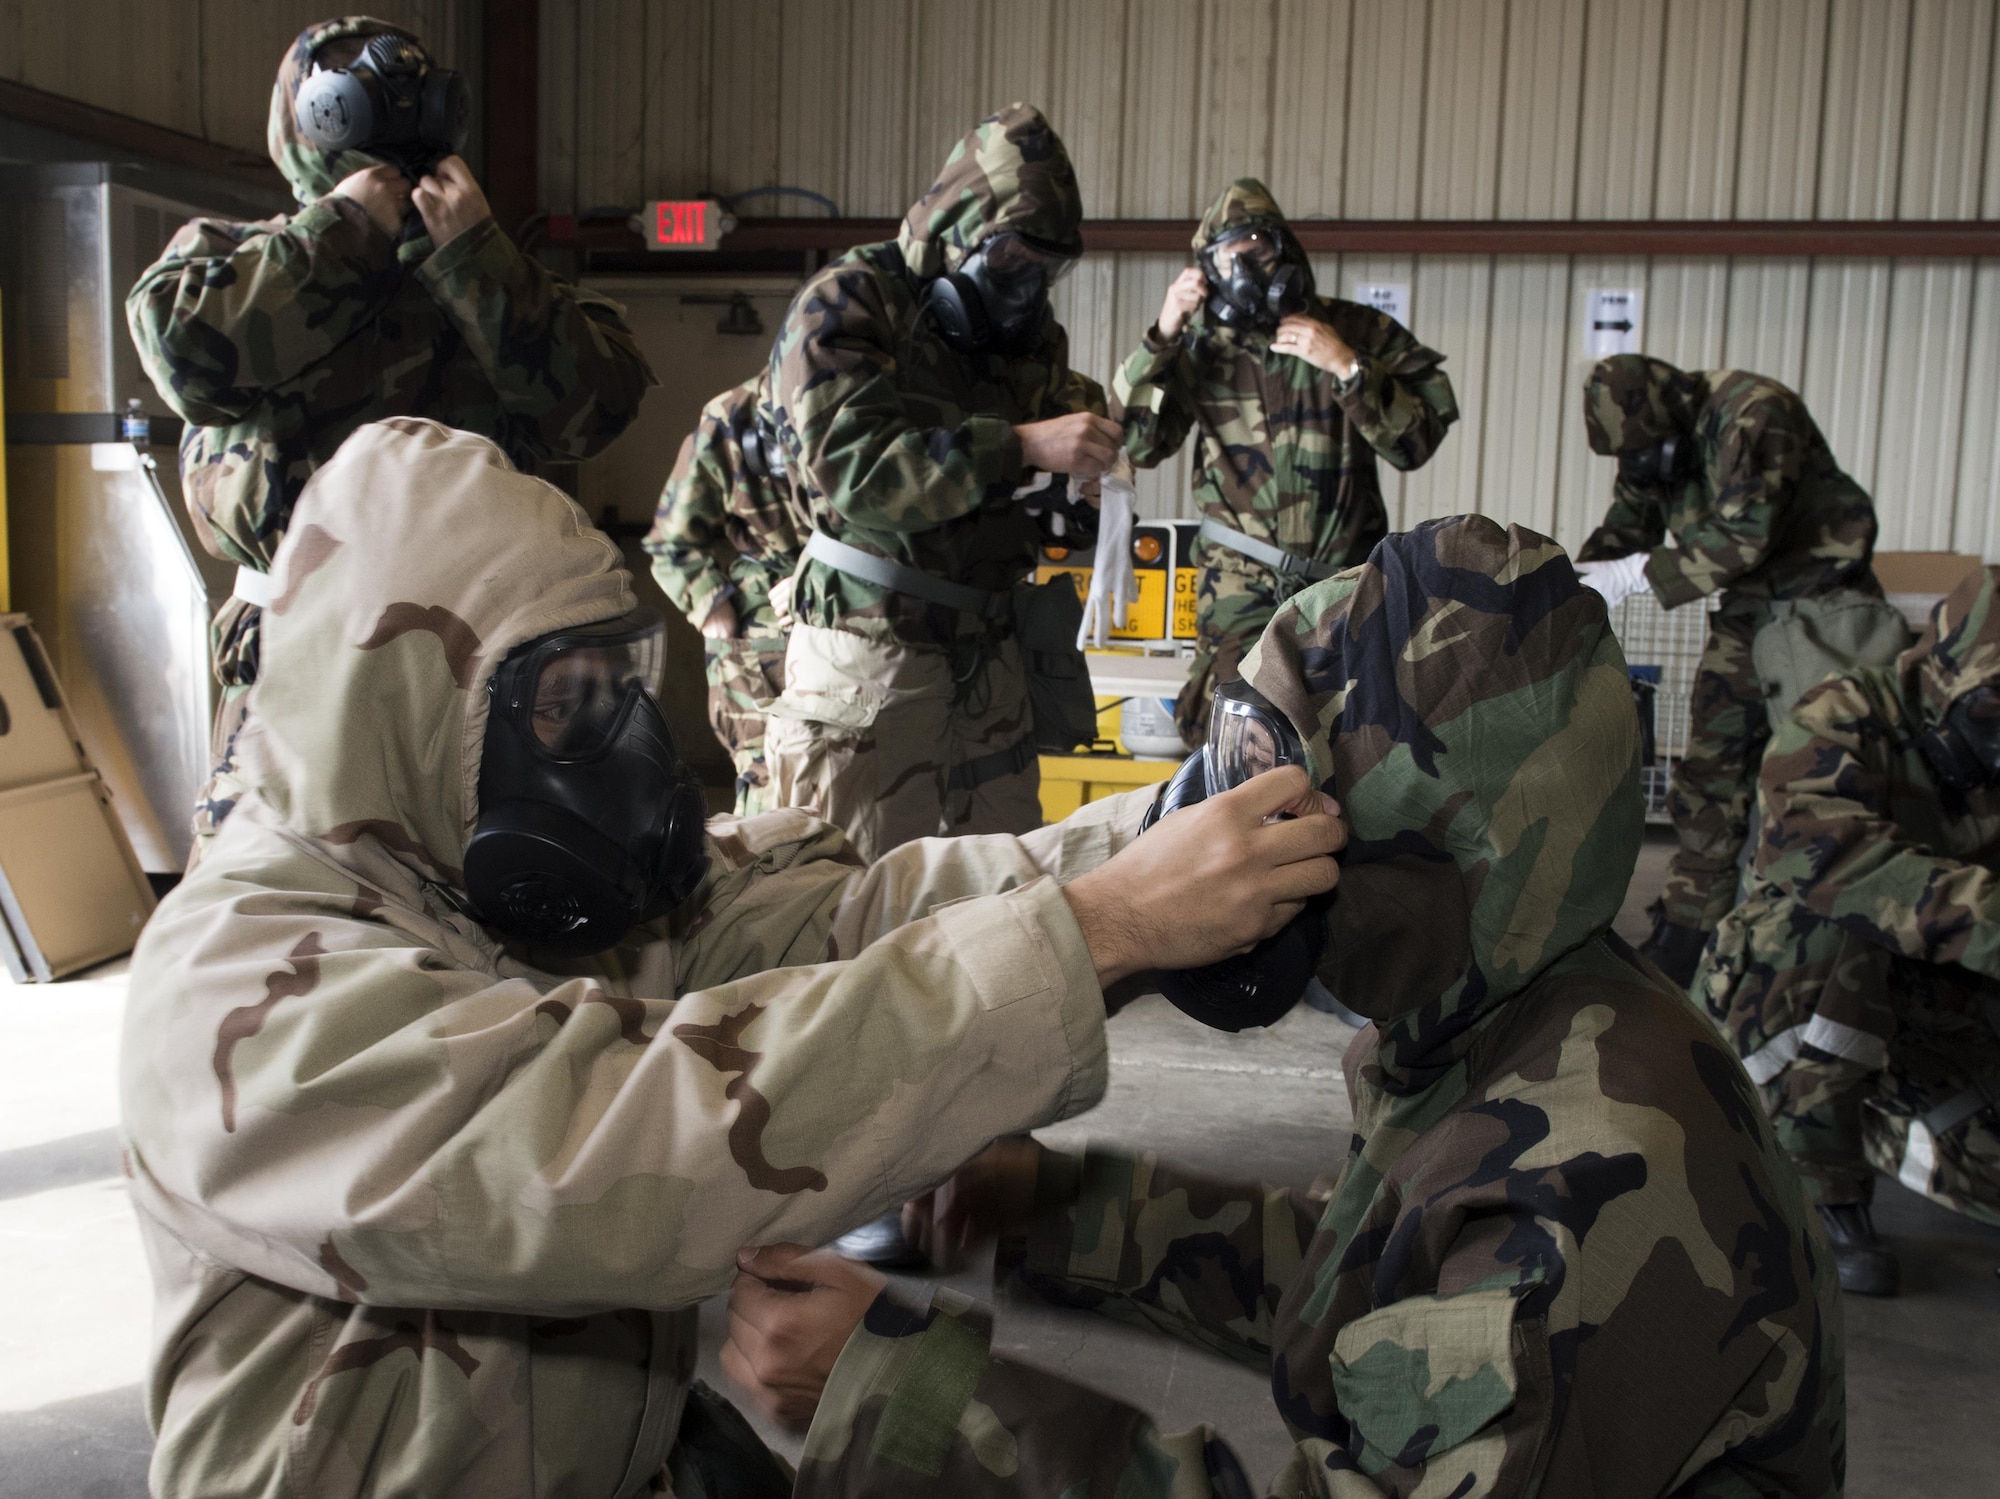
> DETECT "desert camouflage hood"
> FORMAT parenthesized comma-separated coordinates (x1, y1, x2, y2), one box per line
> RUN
(1242, 515, 1643, 1095)
(1192, 176, 1298, 255)
(269, 15, 415, 205)
(1581, 353, 1705, 455)
(237, 418, 633, 885)
(897, 103, 1083, 279)
(1913, 564, 2000, 723)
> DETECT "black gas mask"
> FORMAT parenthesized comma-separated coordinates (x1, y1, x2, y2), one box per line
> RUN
(464, 610, 709, 954)
(1617, 433, 1698, 490)
(1201, 225, 1314, 334)
(1138, 680, 1326, 1032)
(1920, 685, 2000, 799)
(735, 406, 775, 482)
(295, 32, 470, 179)
(924, 230, 1076, 356)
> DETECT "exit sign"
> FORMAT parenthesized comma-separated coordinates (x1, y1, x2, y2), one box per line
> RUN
(642, 199, 733, 251)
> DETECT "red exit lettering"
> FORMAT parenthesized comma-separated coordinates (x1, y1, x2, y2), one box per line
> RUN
(652, 200, 708, 246)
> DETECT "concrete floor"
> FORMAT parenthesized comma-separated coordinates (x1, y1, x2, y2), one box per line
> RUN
(3, 830, 1997, 1495)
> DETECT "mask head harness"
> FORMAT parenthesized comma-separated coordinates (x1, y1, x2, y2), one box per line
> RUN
(733, 403, 775, 482)
(1617, 432, 1698, 490)
(1138, 680, 1326, 1032)
(464, 608, 709, 954)
(924, 230, 1076, 356)
(1201, 223, 1314, 334)
(1920, 684, 2000, 800)
(295, 31, 470, 178)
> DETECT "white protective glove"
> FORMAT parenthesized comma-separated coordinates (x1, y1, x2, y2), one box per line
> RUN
(1077, 459, 1139, 649)
(1575, 552, 1650, 611)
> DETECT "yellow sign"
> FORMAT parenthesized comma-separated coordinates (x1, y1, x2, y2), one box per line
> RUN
(1035, 565, 1171, 641)
(1172, 567, 1199, 638)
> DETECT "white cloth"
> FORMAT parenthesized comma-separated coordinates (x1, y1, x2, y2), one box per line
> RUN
(1576, 552, 1649, 611)
(1078, 463, 1138, 649)
(232, 565, 276, 609)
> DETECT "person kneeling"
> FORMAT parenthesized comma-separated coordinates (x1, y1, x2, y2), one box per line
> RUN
(723, 516, 1845, 1499)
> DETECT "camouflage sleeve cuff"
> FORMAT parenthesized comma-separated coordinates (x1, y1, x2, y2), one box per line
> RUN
(804, 1284, 997, 1481)
(301, 194, 397, 265)
(1016, 1145, 1140, 1289)
(414, 216, 520, 304)
(1113, 336, 1179, 408)
(1644, 546, 1708, 609)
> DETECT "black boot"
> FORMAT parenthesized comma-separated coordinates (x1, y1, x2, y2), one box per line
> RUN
(830, 1209, 928, 1270)
(1638, 912, 1708, 989)
(1817, 1202, 1900, 1296)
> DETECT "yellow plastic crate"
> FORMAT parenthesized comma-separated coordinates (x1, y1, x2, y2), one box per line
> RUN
(1037, 751, 1179, 821)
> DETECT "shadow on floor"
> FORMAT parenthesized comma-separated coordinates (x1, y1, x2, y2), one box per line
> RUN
(0, 1386, 151, 1499)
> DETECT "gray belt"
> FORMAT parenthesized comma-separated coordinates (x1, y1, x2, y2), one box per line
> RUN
(947, 733, 1038, 791)
(1198, 518, 1336, 583)
(803, 531, 1011, 622)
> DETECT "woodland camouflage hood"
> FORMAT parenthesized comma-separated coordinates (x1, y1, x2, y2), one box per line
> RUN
(269, 15, 419, 204)
(237, 418, 634, 884)
(1581, 353, 1705, 455)
(897, 103, 1083, 279)
(1912, 564, 2000, 724)
(1241, 515, 1644, 1094)
(1192, 176, 1304, 258)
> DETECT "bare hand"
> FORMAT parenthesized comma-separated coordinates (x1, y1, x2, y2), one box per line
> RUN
(1063, 766, 1345, 985)
(903, 1137, 1041, 1271)
(1271, 314, 1359, 378)
(331, 164, 412, 240)
(411, 155, 493, 248)
(1017, 412, 1124, 479)
(1157, 265, 1209, 340)
(723, 1244, 885, 1429)
(700, 597, 738, 639)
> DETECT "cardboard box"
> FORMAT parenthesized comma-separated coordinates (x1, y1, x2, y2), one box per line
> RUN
(1873, 552, 1987, 632)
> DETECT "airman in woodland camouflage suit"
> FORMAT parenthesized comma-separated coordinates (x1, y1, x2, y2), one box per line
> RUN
(120, 418, 1342, 1497)
(729, 517, 1846, 1499)
(126, 15, 653, 840)
(1577, 355, 1891, 983)
(645, 374, 806, 815)
(761, 103, 1116, 864)
(1116, 180, 1457, 744)
(1697, 566, 2000, 1296)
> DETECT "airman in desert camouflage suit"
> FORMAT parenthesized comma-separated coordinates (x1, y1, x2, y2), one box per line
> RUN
(760, 103, 1117, 864)
(1698, 566, 2000, 1296)
(119, 418, 1342, 1497)
(126, 15, 653, 840)
(1115, 179, 1458, 744)
(1576, 354, 1894, 984)
(645, 374, 806, 815)
(728, 516, 1846, 1499)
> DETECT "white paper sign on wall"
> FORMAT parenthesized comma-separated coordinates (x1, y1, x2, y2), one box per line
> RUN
(1585, 289, 1643, 357)
(1352, 282, 1411, 328)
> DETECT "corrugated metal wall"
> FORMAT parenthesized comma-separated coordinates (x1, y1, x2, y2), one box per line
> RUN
(543, 0, 2000, 556)
(0, 1, 483, 169)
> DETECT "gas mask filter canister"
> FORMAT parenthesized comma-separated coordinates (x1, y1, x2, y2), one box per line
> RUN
(464, 609, 709, 954)
(1139, 681, 1327, 1032)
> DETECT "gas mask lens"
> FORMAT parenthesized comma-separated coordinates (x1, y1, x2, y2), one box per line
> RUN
(1204, 681, 1305, 797)
(500, 615, 666, 759)
(1209, 229, 1282, 276)
(978, 231, 1078, 287)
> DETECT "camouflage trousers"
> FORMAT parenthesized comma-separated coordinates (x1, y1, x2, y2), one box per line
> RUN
(1734, 929, 2000, 1220)
(704, 631, 788, 817)
(1173, 561, 1286, 747)
(765, 624, 1041, 864)
(1661, 598, 1773, 929)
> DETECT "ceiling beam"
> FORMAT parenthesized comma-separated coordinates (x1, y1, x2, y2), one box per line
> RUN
(0, 77, 284, 194)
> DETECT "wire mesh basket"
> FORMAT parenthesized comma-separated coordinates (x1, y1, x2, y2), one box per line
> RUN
(1606, 592, 1721, 822)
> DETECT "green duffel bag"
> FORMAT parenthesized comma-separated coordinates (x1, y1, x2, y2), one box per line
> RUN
(1012, 576, 1100, 751)
(1752, 587, 1913, 718)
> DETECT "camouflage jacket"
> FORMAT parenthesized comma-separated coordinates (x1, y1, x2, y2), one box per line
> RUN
(1577, 357, 1878, 608)
(644, 373, 808, 632)
(1701, 566, 2000, 1062)
(119, 420, 1149, 1499)
(799, 518, 1844, 1499)
(764, 104, 1106, 649)
(126, 16, 654, 685)
(1116, 181, 1457, 581)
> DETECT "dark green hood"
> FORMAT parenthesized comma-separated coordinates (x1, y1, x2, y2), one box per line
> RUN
(1193, 177, 1294, 253)
(1913, 564, 2000, 725)
(268, 15, 416, 206)
(897, 103, 1083, 279)
(1581, 354, 1704, 456)
(1242, 515, 1644, 1095)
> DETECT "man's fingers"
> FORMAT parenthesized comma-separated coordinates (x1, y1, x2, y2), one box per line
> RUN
(1216, 764, 1315, 819)
(1260, 854, 1342, 904)
(1250, 806, 1349, 863)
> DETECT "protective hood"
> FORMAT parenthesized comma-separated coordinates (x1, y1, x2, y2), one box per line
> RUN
(1192, 176, 1299, 256)
(236, 418, 633, 888)
(897, 103, 1083, 280)
(1912, 564, 2000, 724)
(1241, 515, 1643, 1095)
(1581, 353, 1704, 455)
(269, 14, 415, 205)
